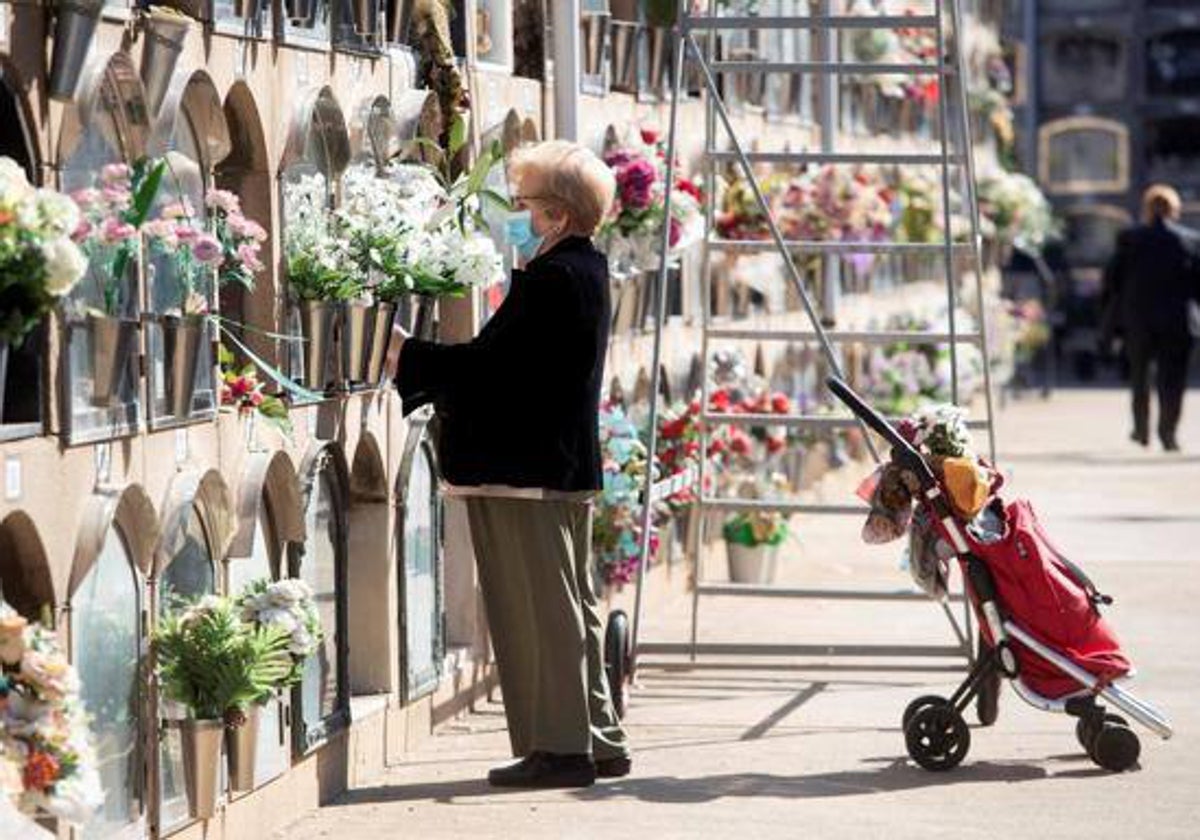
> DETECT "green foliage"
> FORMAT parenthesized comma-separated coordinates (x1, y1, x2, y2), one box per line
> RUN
(642, 0, 679, 27)
(153, 596, 294, 719)
(722, 511, 789, 547)
(0, 230, 54, 346)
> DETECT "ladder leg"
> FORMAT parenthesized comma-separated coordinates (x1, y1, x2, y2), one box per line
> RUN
(630, 15, 689, 680)
(933, 0, 960, 407)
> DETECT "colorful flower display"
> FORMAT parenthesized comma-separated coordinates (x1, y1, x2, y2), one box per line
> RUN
(0, 157, 87, 346)
(593, 402, 663, 586)
(206, 188, 267, 291)
(976, 166, 1058, 255)
(597, 128, 704, 273)
(0, 602, 103, 827)
(234, 578, 323, 693)
(217, 344, 290, 432)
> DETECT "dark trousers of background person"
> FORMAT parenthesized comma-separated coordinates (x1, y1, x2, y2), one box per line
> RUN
(1127, 333, 1193, 447)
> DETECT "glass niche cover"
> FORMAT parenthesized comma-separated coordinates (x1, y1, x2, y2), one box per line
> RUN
(57, 53, 152, 445)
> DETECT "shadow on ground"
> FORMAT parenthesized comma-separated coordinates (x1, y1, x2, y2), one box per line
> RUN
(335, 758, 1080, 807)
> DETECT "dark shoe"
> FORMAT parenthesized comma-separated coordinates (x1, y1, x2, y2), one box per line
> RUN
(487, 752, 596, 788)
(1131, 430, 1149, 447)
(595, 755, 632, 778)
(1162, 438, 1181, 452)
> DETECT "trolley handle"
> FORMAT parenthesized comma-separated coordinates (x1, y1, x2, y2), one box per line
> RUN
(825, 376, 937, 487)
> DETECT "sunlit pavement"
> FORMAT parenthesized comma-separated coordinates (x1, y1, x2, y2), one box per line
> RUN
(279, 387, 1200, 839)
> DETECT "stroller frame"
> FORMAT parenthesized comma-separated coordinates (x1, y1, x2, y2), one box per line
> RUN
(828, 377, 1173, 772)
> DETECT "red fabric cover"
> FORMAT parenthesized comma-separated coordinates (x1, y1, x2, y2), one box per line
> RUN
(962, 499, 1131, 699)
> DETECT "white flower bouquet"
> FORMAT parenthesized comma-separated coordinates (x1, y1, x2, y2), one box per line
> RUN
(234, 579, 323, 692)
(0, 602, 103, 827)
(0, 157, 88, 346)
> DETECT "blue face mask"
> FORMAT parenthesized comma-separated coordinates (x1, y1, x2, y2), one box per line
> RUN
(503, 210, 545, 260)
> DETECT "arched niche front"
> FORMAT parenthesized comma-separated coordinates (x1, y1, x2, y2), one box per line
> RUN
(280, 86, 351, 389)
(0, 512, 55, 621)
(1038, 116, 1130, 196)
(395, 418, 443, 703)
(480, 107, 523, 155)
(349, 95, 397, 174)
(1061, 204, 1131, 269)
(0, 60, 47, 435)
(217, 82, 277, 369)
(291, 441, 351, 752)
(145, 69, 233, 427)
(67, 485, 159, 840)
(391, 87, 442, 164)
(152, 468, 234, 833)
(226, 450, 306, 789)
(347, 433, 393, 694)
(57, 51, 154, 444)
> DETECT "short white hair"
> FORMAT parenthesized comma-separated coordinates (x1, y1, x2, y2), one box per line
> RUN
(508, 140, 616, 236)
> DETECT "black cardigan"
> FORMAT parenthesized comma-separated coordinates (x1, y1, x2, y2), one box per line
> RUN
(1102, 218, 1200, 341)
(395, 236, 612, 491)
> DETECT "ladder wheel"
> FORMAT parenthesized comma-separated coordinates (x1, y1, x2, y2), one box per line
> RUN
(905, 705, 971, 772)
(902, 695, 951, 730)
(604, 610, 631, 720)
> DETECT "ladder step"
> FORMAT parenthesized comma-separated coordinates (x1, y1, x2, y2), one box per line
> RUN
(709, 239, 973, 254)
(702, 498, 866, 515)
(637, 642, 966, 659)
(683, 14, 941, 31)
(705, 60, 951, 76)
(706, 150, 962, 166)
(706, 328, 982, 344)
(703, 412, 991, 430)
(695, 583, 963, 603)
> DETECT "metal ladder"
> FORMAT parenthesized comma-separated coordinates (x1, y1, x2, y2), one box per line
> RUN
(628, 0, 999, 673)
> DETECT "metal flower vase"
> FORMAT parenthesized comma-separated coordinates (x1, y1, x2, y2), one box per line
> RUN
(299, 300, 337, 392)
(226, 705, 260, 793)
(365, 301, 397, 384)
(181, 719, 223, 819)
(413, 297, 437, 340)
(140, 9, 192, 116)
(352, 0, 375, 36)
(610, 20, 641, 94)
(727, 542, 780, 584)
(162, 314, 204, 418)
(87, 313, 136, 408)
(340, 301, 374, 387)
(647, 27, 671, 98)
(581, 11, 610, 79)
(48, 0, 104, 101)
(284, 0, 318, 27)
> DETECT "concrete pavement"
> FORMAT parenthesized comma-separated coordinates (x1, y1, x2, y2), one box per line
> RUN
(277, 387, 1200, 839)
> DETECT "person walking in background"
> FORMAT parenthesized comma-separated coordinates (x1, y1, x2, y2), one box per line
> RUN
(1102, 185, 1200, 451)
(385, 140, 630, 788)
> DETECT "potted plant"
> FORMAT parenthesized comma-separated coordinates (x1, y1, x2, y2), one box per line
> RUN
(48, 0, 105, 101)
(144, 192, 224, 418)
(0, 158, 88, 423)
(70, 159, 166, 407)
(0, 600, 104, 829)
(228, 579, 322, 791)
(152, 596, 293, 817)
(722, 510, 788, 583)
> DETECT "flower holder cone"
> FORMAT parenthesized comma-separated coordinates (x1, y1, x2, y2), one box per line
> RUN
(162, 314, 204, 418)
(339, 301, 374, 387)
(87, 313, 137, 408)
(180, 719, 223, 819)
(610, 21, 642, 94)
(0, 342, 9, 424)
(140, 9, 192, 116)
(226, 705, 260, 793)
(366, 302, 396, 384)
(299, 300, 337, 392)
(48, 0, 104, 101)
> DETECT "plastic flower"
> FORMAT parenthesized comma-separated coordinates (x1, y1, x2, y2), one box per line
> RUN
(191, 232, 223, 264)
(0, 612, 27, 664)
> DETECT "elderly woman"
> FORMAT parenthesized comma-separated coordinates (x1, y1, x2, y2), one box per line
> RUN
(386, 140, 630, 788)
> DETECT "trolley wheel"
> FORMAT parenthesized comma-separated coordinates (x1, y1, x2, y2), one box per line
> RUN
(604, 610, 631, 719)
(905, 705, 971, 772)
(1091, 723, 1141, 772)
(1077, 713, 1127, 757)
(901, 695, 950, 730)
(975, 638, 1002, 727)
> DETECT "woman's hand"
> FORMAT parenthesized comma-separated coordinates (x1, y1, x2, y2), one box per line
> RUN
(385, 322, 409, 383)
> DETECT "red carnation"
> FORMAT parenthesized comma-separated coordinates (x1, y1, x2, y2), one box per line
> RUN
(709, 390, 731, 412)
(766, 435, 786, 454)
(771, 393, 791, 414)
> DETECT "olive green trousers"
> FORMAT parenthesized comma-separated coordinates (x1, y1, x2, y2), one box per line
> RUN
(465, 496, 630, 760)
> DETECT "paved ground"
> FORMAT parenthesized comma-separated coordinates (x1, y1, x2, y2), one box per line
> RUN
(279, 387, 1200, 839)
